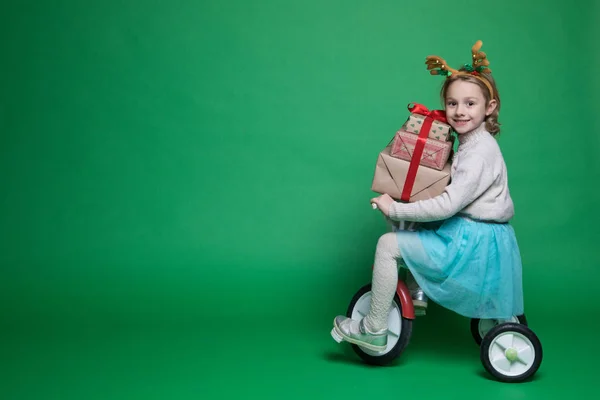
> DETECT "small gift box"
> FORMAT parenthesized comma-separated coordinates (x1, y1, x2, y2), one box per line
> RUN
(390, 129, 453, 171)
(402, 113, 452, 142)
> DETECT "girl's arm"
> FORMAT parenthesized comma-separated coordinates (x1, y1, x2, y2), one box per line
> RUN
(388, 153, 495, 222)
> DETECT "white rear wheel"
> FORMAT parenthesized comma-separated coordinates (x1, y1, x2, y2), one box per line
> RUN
(480, 323, 542, 382)
(471, 315, 527, 345)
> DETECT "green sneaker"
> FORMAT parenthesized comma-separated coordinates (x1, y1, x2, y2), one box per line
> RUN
(331, 316, 387, 352)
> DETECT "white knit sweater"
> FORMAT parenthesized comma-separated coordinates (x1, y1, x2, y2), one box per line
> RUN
(388, 123, 515, 223)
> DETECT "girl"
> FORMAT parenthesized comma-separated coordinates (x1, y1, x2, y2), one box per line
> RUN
(332, 41, 524, 352)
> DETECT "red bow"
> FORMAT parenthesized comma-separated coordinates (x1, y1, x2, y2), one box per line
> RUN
(408, 103, 447, 124)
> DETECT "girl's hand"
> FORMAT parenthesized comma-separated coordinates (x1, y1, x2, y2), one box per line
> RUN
(370, 194, 395, 217)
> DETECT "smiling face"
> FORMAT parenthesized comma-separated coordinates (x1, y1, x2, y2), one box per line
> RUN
(444, 79, 497, 135)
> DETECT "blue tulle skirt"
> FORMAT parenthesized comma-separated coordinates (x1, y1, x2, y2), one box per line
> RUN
(396, 216, 524, 319)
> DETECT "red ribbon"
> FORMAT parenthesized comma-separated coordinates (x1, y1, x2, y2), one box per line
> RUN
(400, 103, 447, 202)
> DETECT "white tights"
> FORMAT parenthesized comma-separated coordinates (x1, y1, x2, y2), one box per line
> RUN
(363, 232, 403, 332)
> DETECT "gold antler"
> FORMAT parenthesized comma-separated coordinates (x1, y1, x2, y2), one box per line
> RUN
(425, 55, 459, 76)
(471, 40, 491, 73)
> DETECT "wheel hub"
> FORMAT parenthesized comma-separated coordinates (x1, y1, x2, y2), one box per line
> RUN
(504, 347, 518, 362)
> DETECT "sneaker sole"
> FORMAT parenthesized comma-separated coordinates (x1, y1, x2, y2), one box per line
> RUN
(330, 327, 344, 343)
(331, 320, 387, 353)
(412, 300, 428, 308)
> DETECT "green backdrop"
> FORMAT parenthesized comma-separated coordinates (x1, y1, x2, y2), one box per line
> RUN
(1, 1, 598, 399)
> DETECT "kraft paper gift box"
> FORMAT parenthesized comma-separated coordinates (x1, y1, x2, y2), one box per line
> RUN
(390, 128, 453, 171)
(371, 145, 451, 203)
(402, 113, 452, 141)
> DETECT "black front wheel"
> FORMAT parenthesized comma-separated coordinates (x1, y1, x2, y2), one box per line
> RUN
(345, 284, 413, 366)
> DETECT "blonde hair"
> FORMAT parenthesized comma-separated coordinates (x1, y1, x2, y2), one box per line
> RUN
(440, 70, 501, 135)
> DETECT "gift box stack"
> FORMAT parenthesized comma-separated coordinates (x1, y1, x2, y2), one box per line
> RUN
(372, 103, 455, 204)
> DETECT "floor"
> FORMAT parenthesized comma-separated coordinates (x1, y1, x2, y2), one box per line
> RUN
(1, 303, 593, 400)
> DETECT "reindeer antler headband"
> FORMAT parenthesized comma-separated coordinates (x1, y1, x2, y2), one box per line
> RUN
(425, 40, 494, 98)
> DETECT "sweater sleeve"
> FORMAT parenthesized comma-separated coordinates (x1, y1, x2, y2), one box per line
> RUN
(388, 153, 496, 222)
